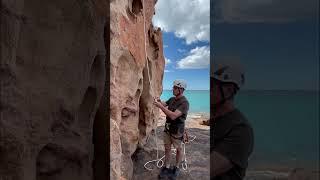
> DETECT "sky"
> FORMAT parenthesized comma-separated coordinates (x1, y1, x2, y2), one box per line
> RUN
(152, 0, 210, 90)
(153, 0, 319, 91)
(212, 0, 319, 90)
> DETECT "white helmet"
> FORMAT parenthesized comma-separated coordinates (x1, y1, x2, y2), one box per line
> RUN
(212, 58, 245, 89)
(173, 79, 187, 89)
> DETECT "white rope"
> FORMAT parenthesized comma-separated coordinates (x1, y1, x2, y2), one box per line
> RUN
(142, 0, 151, 86)
(144, 128, 165, 171)
(143, 128, 196, 171)
(182, 143, 187, 170)
(181, 134, 196, 170)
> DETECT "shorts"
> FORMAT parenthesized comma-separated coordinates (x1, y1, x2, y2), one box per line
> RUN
(163, 131, 183, 149)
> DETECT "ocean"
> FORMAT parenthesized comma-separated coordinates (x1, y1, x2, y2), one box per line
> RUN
(160, 90, 210, 114)
(236, 90, 319, 170)
(161, 89, 319, 170)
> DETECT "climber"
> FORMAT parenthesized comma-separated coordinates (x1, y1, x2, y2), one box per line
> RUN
(211, 59, 254, 180)
(153, 79, 190, 179)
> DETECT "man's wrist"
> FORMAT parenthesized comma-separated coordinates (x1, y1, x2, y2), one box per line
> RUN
(161, 105, 167, 114)
(160, 104, 165, 111)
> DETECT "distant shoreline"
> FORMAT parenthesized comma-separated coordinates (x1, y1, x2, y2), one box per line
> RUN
(158, 110, 210, 129)
(188, 112, 210, 118)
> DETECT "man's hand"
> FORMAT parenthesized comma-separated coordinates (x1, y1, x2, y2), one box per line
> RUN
(153, 97, 163, 108)
(154, 97, 161, 102)
(153, 99, 182, 120)
(153, 100, 163, 108)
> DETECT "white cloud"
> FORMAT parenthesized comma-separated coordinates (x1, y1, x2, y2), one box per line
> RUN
(153, 0, 210, 44)
(177, 48, 187, 53)
(177, 46, 210, 69)
(164, 44, 168, 48)
(164, 70, 172, 73)
(165, 57, 171, 65)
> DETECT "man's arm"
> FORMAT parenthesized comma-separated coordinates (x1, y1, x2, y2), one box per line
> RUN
(160, 101, 167, 107)
(159, 105, 182, 120)
(153, 100, 182, 120)
(211, 151, 233, 177)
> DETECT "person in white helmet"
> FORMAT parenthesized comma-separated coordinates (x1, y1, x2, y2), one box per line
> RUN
(211, 59, 254, 180)
(153, 79, 190, 179)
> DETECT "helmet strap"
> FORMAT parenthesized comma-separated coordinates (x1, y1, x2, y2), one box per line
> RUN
(175, 88, 182, 97)
(215, 83, 235, 107)
(212, 85, 226, 115)
(212, 82, 238, 117)
(219, 85, 226, 104)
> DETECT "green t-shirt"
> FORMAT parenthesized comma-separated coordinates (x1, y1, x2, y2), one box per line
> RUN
(164, 96, 189, 137)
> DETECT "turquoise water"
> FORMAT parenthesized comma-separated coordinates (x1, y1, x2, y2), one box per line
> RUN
(161, 89, 319, 169)
(235, 90, 319, 169)
(160, 90, 210, 113)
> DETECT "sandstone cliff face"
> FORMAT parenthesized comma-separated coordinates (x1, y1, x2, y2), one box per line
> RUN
(1, 0, 163, 179)
(1, 0, 108, 179)
(110, 0, 165, 179)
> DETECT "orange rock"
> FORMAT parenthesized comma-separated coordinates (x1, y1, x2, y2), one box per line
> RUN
(110, 0, 165, 179)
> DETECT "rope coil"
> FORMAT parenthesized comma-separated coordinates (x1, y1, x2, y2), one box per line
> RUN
(144, 128, 196, 171)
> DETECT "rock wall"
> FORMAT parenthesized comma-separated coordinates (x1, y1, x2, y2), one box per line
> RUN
(1, 0, 108, 179)
(110, 0, 165, 179)
(0, 0, 163, 179)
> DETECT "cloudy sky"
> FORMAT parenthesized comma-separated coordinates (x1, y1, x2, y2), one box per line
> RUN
(153, 0, 210, 90)
(153, 0, 319, 90)
(212, 0, 319, 90)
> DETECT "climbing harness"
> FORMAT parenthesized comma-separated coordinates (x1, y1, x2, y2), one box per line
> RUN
(143, 126, 196, 171)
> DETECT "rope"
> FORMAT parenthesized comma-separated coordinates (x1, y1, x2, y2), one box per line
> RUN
(144, 128, 165, 171)
(142, 0, 151, 86)
(144, 128, 196, 171)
